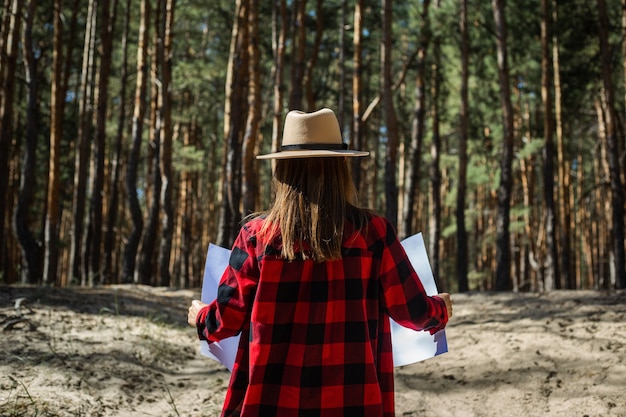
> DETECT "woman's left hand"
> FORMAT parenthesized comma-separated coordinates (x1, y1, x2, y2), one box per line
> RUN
(188, 299, 208, 327)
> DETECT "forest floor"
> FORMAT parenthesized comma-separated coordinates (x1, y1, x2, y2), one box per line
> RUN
(0, 284, 625, 417)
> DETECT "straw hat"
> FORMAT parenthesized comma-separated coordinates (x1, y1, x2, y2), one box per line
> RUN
(257, 108, 369, 159)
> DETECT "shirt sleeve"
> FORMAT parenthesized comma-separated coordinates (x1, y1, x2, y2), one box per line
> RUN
(377, 218, 448, 334)
(196, 224, 260, 342)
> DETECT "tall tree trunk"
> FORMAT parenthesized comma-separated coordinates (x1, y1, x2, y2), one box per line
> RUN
(43, 0, 64, 285)
(158, 0, 175, 286)
(0, 0, 22, 282)
(429, 11, 443, 290)
(351, 0, 364, 192)
(271, 0, 286, 164)
(541, 0, 559, 290)
(217, 0, 248, 247)
(14, 0, 41, 284)
(337, 0, 346, 129)
(57, 0, 80, 286)
(174, 119, 192, 287)
(595, 97, 612, 288)
(104, 0, 131, 284)
(597, 0, 626, 289)
(457, 0, 469, 292)
(139, 0, 163, 285)
(122, 0, 150, 283)
(288, 0, 306, 110)
(492, 0, 514, 291)
(552, 0, 574, 289)
(401, 0, 431, 238)
(519, 95, 538, 290)
(381, 0, 399, 228)
(62, 0, 80, 97)
(87, 0, 117, 285)
(304, 0, 323, 111)
(242, 0, 260, 216)
(620, 0, 626, 122)
(576, 152, 588, 288)
(70, 0, 96, 285)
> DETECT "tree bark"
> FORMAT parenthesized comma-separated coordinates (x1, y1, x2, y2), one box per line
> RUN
(139, 0, 163, 285)
(519, 94, 538, 290)
(381, 0, 399, 228)
(492, 0, 514, 291)
(174, 119, 192, 288)
(122, 0, 150, 283)
(0, 0, 22, 282)
(14, 0, 41, 284)
(242, 0, 260, 216)
(217, 0, 248, 247)
(541, 0, 559, 290)
(597, 0, 626, 289)
(104, 0, 131, 284)
(70, 0, 96, 285)
(56, 0, 80, 286)
(87, 0, 117, 285)
(428, 9, 443, 290)
(158, 0, 176, 286)
(43, 0, 64, 285)
(351, 0, 364, 193)
(271, 0, 286, 166)
(338, 0, 346, 129)
(270, 0, 287, 187)
(304, 0, 323, 111)
(288, 0, 306, 110)
(456, 0, 469, 292)
(401, 0, 430, 239)
(552, 0, 574, 289)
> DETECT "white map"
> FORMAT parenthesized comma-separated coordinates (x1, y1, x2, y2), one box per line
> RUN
(199, 233, 447, 371)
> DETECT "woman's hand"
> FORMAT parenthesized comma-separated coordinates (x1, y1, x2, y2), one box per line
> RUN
(188, 300, 208, 327)
(437, 293, 453, 319)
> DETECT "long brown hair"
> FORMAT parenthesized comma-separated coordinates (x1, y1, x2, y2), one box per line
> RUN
(259, 157, 370, 261)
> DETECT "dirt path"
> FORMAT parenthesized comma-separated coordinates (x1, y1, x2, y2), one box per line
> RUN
(1, 285, 624, 416)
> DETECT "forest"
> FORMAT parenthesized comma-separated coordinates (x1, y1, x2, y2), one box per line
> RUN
(0, 0, 625, 293)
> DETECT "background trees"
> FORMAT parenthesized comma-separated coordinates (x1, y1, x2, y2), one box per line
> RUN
(0, 0, 624, 291)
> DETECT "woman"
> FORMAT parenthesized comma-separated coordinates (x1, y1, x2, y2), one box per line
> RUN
(188, 108, 452, 417)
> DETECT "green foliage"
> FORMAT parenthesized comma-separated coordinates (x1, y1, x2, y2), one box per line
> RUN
(516, 137, 544, 160)
(2, 0, 624, 288)
(173, 141, 206, 172)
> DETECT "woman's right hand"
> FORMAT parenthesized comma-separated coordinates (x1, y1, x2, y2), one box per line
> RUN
(188, 299, 208, 327)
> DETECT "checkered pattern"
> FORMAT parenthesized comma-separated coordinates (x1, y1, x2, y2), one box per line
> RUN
(196, 215, 448, 417)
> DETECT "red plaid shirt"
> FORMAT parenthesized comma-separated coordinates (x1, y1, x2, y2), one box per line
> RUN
(196, 215, 448, 417)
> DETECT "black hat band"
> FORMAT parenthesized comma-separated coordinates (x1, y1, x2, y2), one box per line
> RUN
(281, 143, 348, 151)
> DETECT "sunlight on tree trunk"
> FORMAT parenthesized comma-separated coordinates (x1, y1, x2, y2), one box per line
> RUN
(596, 0, 626, 289)
(104, 0, 131, 284)
(492, 0, 514, 291)
(217, 0, 248, 247)
(70, 0, 96, 286)
(401, 0, 430, 240)
(122, 0, 149, 283)
(242, 0, 260, 216)
(381, 0, 399, 228)
(158, 0, 176, 287)
(44, 0, 64, 286)
(552, 0, 574, 289)
(541, 0, 559, 291)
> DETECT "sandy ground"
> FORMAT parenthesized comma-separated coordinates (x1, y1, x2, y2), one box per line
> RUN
(1, 285, 624, 417)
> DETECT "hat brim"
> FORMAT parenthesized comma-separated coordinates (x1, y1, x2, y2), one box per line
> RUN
(257, 149, 369, 160)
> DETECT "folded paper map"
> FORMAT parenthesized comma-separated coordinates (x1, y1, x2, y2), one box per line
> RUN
(199, 233, 447, 371)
